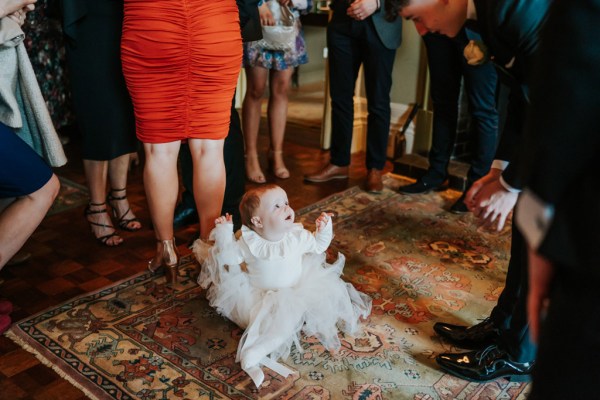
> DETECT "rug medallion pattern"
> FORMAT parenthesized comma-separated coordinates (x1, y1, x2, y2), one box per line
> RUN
(7, 175, 529, 399)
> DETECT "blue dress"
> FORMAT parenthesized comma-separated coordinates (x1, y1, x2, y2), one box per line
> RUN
(0, 123, 52, 198)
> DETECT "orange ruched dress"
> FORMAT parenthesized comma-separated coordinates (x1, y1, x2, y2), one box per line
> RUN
(121, 0, 242, 143)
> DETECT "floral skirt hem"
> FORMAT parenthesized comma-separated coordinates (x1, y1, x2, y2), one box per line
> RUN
(243, 31, 308, 71)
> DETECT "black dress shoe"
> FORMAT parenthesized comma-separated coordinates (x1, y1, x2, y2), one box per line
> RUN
(173, 204, 199, 229)
(450, 199, 469, 213)
(399, 180, 446, 194)
(450, 192, 469, 214)
(433, 318, 499, 349)
(436, 344, 533, 382)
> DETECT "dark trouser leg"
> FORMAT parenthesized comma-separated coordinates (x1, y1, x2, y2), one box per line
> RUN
(178, 95, 245, 229)
(421, 33, 462, 186)
(222, 100, 245, 230)
(493, 226, 536, 363)
(361, 22, 396, 170)
(530, 271, 600, 399)
(179, 143, 196, 211)
(327, 13, 363, 167)
(460, 29, 499, 184)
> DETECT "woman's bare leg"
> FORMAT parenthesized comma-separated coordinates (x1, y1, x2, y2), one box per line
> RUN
(0, 174, 59, 269)
(143, 141, 181, 241)
(242, 66, 269, 183)
(83, 159, 123, 246)
(188, 138, 225, 240)
(267, 67, 294, 178)
(107, 153, 141, 230)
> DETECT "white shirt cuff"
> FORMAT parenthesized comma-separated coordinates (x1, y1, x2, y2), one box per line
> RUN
(492, 160, 509, 170)
(515, 189, 555, 250)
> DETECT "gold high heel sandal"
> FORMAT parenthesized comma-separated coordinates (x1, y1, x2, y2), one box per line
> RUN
(268, 150, 290, 179)
(148, 238, 179, 283)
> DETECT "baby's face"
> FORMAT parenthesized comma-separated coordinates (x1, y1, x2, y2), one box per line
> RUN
(255, 187, 295, 236)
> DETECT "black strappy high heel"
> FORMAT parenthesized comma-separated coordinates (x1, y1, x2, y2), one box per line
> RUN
(84, 202, 122, 247)
(107, 187, 141, 232)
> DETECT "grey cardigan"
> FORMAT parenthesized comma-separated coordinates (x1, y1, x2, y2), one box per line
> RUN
(0, 17, 67, 167)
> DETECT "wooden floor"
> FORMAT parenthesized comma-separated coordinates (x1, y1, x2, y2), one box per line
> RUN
(0, 121, 394, 399)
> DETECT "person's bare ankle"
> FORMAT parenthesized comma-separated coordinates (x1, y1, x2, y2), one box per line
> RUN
(245, 153, 266, 183)
(268, 150, 290, 179)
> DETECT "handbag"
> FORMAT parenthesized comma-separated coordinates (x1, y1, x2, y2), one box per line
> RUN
(257, 3, 297, 51)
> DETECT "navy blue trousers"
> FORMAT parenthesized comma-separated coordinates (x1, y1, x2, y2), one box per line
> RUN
(327, 10, 397, 170)
(421, 29, 499, 186)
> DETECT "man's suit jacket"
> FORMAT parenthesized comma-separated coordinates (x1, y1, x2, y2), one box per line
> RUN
(518, 0, 600, 275)
(472, 0, 551, 188)
(372, 0, 402, 49)
(330, 0, 402, 49)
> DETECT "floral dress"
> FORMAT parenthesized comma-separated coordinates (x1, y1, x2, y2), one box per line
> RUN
(23, 0, 74, 130)
(243, 0, 312, 70)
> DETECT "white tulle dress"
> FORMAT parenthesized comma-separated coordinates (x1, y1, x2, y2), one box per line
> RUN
(194, 219, 372, 387)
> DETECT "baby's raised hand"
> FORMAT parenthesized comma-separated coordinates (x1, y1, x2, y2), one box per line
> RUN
(215, 213, 233, 225)
(315, 212, 333, 232)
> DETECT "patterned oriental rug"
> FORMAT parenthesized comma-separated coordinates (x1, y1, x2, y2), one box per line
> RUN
(6, 175, 530, 400)
(48, 177, 89, 216)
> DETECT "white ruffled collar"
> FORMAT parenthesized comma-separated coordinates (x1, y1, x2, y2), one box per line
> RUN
(241, 224, 304, 259)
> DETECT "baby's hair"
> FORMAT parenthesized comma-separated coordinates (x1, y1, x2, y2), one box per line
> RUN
(239, 184, 281, 230)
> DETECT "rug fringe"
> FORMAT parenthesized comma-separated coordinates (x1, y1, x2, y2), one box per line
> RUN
(5, 330, 102, 400)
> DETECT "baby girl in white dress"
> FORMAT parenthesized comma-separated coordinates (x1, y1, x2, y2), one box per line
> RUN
(194, 184, 371, 388)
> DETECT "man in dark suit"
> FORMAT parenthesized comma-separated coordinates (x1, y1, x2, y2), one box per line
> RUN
(305, 0, 402, 193)
(515, 0, 600, 397)
(386, 0, 550, 382)
(174, 0, 261, 230)
(400, 26, 499, 214)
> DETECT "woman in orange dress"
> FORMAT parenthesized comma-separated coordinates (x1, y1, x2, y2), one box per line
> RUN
(121, 0, 242, 281)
